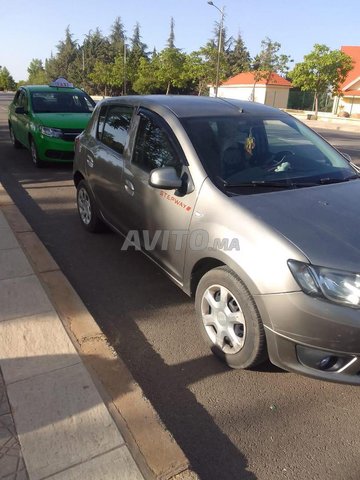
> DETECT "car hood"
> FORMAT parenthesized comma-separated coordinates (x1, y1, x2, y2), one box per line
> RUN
(232, 180, 360, 272)
(34, 113, 91, 129)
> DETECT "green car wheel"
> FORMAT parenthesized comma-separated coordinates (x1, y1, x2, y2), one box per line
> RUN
(30, 138, 44, 168)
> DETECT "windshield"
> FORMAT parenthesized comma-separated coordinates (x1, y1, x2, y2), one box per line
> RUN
(182, 115, 356, 191)
(30, 91, 95, 114)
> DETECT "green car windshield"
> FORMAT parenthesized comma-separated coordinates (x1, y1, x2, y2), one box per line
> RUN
(30, 91, 95, 114)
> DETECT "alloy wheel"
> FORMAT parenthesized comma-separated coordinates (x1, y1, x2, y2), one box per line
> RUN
(201, 284, 246, 355)
(78, 187, 92, 225)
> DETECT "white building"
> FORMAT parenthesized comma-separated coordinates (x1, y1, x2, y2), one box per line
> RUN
(209, 72, 292, 109)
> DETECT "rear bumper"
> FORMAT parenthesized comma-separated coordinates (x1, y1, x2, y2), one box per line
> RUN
(255, 292, 360, 385)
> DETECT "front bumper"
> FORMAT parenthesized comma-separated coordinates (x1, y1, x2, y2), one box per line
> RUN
(35, 134, 75, 162)
(255, 291, 360, 385)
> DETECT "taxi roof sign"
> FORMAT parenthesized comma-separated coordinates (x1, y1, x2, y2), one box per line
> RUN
(49, 77, 74, 88)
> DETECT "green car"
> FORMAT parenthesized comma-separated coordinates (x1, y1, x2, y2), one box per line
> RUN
(8, 77, 95, 167)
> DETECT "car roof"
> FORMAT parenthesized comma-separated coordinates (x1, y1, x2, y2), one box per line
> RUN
(100, 95, 288, 119)
(21, 85, 84, 94)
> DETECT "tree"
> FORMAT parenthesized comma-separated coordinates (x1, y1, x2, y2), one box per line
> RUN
(0, 67, 16, 91)
(27, 59, 47, 84)
(195, 22, 231, 93)
(289, 44, 353, 117)
(127, 23, 148, 91)
(156, 18, 186, 94)
(226, 33, 251, 76)
(45, 27, 78, 81)
(133, 55, 161, 94)
(89, 60, 113, 96)
(182, 51, 212, 95)
(251, 37, 292, 101)
(109, 17, 126, 59)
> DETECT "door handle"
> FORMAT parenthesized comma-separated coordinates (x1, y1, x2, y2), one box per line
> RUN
(125, 179, 135, 196)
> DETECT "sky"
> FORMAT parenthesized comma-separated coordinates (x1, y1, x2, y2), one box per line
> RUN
(1, 0, 360, 82)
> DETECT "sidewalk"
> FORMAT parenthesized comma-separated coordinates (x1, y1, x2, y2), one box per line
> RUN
(0, 195, 145, 479)
(285, 111, 360, 133)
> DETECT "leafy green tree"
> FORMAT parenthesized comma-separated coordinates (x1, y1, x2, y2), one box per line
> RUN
(226, 33, 251, 76)
(182, 51, 211, 95)
(127, 23, 148, 91)
(251, 37, 292, 100)
(45, 26, 78, 81)
(80, 29, 112, 92)
(89, 60, 113, 96)
(156, 18, 186, 94)
(133, 55, 161, 94)
(197, 21, 231, 94)
(253, 37, 292, 80)
(0, 67, 16, 91)
(289, 44, 353, 117)
(27, 59, 47, 84)
(109, 17, 126, 59)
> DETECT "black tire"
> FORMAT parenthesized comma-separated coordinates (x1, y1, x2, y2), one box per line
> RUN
(76, 180, 105, 233)
(9, 124, 22, 148)
(30, 138, 44, 168)
(195, 266, 267, 369)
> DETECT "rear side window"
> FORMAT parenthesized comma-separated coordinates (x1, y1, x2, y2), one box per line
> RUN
(100, 105, 133, 154)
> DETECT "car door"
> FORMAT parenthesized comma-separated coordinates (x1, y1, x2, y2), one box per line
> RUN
(85, 103, 134, 229)
(14, 89, 31, 147)
(122, 108, 198, 283)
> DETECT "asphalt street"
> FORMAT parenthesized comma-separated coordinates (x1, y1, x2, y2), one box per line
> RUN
(1, 92, 360, 480)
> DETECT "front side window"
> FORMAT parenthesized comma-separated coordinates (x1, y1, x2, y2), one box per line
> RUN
(18, 91, 28, 110)
(132, 114, 182, 174)
(101, 105, 133, 154)
(182, 115, 356, 192)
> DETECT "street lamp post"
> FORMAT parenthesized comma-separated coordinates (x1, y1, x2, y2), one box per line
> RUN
(123, 41, 127, 96)
(207, 1, 225, 98)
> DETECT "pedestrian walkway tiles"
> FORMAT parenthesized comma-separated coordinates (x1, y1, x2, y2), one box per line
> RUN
(0, 369, 28, 480)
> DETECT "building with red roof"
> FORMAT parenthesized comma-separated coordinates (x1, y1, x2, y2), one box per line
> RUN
(333, 46, 360, 116)
(209, 71, 292, 108)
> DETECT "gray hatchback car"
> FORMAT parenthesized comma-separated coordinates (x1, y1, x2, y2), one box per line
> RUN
(73, 95, 360, 385)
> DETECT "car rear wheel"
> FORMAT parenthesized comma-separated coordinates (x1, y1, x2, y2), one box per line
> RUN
(76, 180, 105, 233)
(9, 124, 22, 148)
(195, 266, 267, 369)
(30, 138, 44, 168)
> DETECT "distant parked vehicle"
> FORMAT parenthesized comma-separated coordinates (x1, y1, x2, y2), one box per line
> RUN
(73, 94, 360, 385)
(8, 77, 95, 167)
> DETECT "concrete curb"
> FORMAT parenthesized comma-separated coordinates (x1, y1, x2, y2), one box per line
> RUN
(0, 184, 197, 480)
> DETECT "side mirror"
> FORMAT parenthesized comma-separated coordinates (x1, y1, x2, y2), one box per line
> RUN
(149, 167, 182, 190)
(15, 106, 25, 114)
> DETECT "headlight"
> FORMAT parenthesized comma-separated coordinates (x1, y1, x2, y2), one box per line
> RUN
(288, 260, 360, 308)
(39, 126, 63, 138)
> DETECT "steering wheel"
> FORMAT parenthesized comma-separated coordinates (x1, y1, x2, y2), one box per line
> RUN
(266, 150, 294, 171)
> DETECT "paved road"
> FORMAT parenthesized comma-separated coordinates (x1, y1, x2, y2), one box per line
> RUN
(2, 92, 360, 480)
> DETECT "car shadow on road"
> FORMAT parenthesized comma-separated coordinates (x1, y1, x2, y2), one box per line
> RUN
(0, 164, 282, 480)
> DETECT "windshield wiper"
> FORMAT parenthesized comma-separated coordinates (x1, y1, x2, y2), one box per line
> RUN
(319, 174, 360, 184)
(224, 180, 318, 189)
(224, 174, 360, 189)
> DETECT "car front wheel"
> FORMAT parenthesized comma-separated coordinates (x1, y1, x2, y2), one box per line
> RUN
(195, 266, 267, 369)
(30, 138, 44, 168)
(76, 180, 105, 233)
